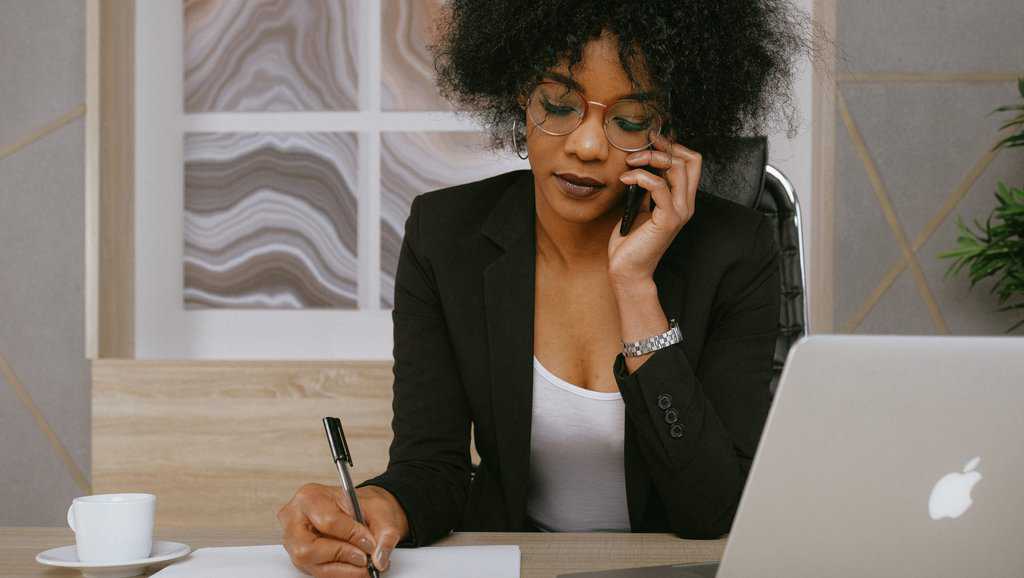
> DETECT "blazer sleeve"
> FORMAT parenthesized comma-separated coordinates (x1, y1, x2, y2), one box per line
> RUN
(612, 212, 780, 539)
(357, 194, 474, 547)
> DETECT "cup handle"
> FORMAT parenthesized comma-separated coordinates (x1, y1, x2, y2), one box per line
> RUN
(67, 504, 76, 533)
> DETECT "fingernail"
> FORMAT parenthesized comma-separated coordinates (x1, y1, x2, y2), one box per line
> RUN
(358, 537, 374, 554)
(349, 550, 367, 566)
(375, 547, 391, 569)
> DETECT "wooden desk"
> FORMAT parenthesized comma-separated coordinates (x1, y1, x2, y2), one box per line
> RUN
(2, 527, 726, 578)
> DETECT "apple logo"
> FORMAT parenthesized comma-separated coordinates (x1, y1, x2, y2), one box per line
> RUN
(928, 456, 983, 520)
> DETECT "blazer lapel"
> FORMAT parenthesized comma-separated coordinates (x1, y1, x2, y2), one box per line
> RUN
(481, 170, 536, 530)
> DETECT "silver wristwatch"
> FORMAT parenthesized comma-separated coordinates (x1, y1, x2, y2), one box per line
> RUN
(622, 318, 683, 357)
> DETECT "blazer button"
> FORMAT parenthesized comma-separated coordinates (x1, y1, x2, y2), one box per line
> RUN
(669, 424, 684, 438)
(663, 408, 679, 424)
(657, 394, 673, 410)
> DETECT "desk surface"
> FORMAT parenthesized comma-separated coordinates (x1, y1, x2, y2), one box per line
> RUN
(2, 527, 726, 578)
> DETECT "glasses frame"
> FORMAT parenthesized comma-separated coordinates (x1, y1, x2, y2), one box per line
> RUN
(525, 80, 664, 153)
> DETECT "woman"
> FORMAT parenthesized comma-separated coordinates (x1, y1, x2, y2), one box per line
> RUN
(278, 1, 814, 576)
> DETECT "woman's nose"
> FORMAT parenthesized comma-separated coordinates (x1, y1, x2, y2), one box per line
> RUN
(563, 107, 609, 162)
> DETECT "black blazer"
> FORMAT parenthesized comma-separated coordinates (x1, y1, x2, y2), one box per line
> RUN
(358, 168, 780, 544)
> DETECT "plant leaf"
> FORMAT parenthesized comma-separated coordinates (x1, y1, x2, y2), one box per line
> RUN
(993, 133, 1024, 149)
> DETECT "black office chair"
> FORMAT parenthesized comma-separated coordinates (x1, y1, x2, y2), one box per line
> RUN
(696, 136, 809, 397)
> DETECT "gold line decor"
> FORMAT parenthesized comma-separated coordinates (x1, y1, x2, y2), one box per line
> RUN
(841, 125, 1014, 332)
(0, 105, 85, 162)
(836, 90, 950, 333)
(0, 353, 91, 494)
(839, 72, 1024, 85)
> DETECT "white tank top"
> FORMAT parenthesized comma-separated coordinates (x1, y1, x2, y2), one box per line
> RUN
(526, 356, 631, 532)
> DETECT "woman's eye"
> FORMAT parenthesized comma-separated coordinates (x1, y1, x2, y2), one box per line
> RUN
(541, 100, 575, 116)
(614, 117, 650, 132)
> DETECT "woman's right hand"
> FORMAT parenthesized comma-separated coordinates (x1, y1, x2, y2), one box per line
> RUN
(277, 483, 411, 577)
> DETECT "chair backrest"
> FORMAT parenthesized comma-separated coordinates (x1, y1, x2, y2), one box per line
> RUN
(759, 165, 808, 395)
(696, 136, 808, 396)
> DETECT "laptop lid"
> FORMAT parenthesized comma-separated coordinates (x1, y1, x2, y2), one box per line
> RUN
(719, 334, 1024, 577)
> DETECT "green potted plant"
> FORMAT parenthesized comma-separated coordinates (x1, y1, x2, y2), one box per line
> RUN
(939, 78, 1024, 333)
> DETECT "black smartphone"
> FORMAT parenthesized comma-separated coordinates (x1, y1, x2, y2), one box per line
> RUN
(619, 146, 662, 236)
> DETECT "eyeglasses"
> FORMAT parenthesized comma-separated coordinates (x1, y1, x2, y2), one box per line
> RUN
(525, 81, 664, 152)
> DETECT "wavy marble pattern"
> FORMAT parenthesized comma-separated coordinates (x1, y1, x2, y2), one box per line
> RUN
(184, 0, 359, 112)
(381, 0, 452, 111)
(380, 132, 530, 308)
(184, 132, 359, 309)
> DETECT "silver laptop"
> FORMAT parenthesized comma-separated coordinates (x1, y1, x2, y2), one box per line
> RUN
(560, 334, 1024, 577)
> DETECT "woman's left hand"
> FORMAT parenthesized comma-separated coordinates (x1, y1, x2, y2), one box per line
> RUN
(607, 132, 703, 290)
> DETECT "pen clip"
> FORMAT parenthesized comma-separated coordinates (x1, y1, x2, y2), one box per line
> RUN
(323, 416, 354, 467)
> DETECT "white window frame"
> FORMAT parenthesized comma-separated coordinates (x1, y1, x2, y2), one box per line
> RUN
(135, 0, 496, 359)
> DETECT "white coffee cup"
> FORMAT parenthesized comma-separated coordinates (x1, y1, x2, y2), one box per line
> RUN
(66, 493, 156, 563)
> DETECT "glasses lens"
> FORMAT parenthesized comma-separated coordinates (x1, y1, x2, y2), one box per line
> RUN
(527, 83, 583, 135)
(606, 100, 661, 151)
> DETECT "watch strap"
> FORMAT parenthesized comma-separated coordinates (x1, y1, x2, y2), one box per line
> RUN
(622, 318, 682, 357)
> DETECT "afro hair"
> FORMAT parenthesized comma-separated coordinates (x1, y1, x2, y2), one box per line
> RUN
(428, 0, 827, 170)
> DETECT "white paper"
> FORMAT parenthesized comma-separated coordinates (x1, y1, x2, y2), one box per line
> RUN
(150, 543, 520, 578)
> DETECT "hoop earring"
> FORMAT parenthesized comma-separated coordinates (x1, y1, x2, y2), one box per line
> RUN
(512, 118, 528, 160)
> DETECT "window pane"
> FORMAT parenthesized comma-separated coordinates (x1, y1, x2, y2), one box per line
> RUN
(185, 0, 359, 112)
(185, 132, 359, 309)
(381, 0, 453, 111)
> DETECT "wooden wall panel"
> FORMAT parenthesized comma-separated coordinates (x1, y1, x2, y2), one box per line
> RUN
(93, 0, 135, 358)
(811, 0, 837, 333)
(92, 360, 451, 529)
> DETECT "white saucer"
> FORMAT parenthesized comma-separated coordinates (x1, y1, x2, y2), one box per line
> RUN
(36, 540, 191, 578)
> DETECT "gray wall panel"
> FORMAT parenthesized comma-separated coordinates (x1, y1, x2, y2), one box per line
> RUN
(0, 369, 84, 525)
(856, 269, 937, 335)
(834, 2, 1024, 335)
(834, 110, 903, 329)
(0, 2, 88, 525)
(842, 82, 1021, 239)
(0, 0, 84, 147)
(838, 0, 1024, 73)
(0, 119, 89, 477)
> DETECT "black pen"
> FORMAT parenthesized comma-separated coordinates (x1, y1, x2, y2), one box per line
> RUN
(323, 417, 381, 578)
